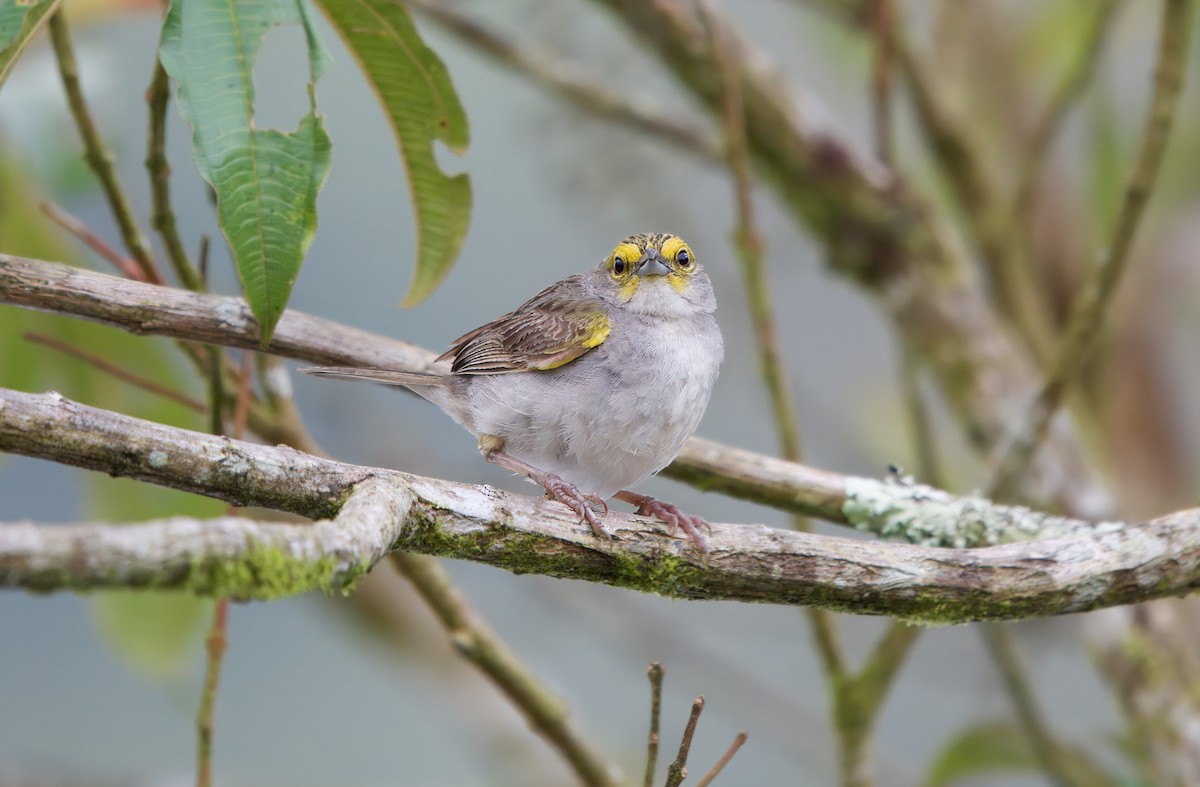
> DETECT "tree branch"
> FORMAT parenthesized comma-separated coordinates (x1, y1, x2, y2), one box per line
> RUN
(0, 254, 1095, 548)
(3, 388, 1200, 621)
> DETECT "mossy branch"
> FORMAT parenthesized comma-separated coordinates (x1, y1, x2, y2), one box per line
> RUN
(3, 388, 1200, 622)
(0, 253, 1097, 547)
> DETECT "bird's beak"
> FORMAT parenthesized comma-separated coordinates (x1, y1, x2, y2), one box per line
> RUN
(636, 248, 671, 277)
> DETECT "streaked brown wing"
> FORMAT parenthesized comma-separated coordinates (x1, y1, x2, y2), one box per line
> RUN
(437, 278, 611, 374)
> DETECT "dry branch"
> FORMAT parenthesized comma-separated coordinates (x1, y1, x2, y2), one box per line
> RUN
(3, 388, 1200, 621)
(0, 254, 1092, 548)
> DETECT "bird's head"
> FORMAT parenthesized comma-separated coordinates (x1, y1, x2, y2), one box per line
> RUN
(603, 233, 713, 318)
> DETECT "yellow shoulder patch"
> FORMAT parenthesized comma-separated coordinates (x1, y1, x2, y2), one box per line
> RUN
(581, 313, 611, 348)
(532, 313, 611, 370)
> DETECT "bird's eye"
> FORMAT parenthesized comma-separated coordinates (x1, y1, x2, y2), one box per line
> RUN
(676, 249, 691, 267)
(612, 256, 627, 275)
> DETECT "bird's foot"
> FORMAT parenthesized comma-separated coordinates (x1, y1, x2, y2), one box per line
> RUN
(542, 475, 610, 538)
(616, 491, 710, 552)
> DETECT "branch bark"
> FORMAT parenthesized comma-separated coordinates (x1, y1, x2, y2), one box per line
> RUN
(3, 387, 1200, 621)
(0, 253, 1093, 548)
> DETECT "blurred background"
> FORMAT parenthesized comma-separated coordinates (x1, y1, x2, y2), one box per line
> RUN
(2, 1, 1200, 785)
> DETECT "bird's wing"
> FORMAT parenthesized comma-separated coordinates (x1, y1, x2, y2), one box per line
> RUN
(297, 367, 443, 386)
(438, 279, 611, 374)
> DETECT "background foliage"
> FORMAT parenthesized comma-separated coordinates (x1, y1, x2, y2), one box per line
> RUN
(2, 1, 1200, 785)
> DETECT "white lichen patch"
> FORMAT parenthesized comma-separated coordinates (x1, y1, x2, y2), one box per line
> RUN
(214, 298, 248, 327)
(842, 475, 1106, 548)
(147, 450, 169, 469)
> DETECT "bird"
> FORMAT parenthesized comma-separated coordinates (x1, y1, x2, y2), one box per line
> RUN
(301, 232, 723, 550)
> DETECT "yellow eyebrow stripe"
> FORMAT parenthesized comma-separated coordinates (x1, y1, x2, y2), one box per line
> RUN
(659, 236, 689, 262)
(613, 242, 642, 263)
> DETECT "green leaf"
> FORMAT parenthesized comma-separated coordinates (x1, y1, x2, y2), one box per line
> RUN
(158, 0, 332, 347)
(925, 720, 1117, 787)
(0, 0, 58, 89)
(315, 0, 471, 306)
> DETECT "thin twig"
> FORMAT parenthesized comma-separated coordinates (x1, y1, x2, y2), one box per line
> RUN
(700, 0, 849, 744)
(989, 0, 1192, 501)
(869, 0, 895, 165)
(853, 622, 921, 720)
(695, 731, 747, 787)
(206, 348, 224, 436)
(23, 331, 205, 413)
(195, 596, 228, 787)
(972, 5, 1179, 766)
(391, 552, 618, 787)
(831, 620, 921, 787)
(665, 696, 705, 787)
(407, 0, 722, 162)
(981, 624, 1083, 787)
(46, 9, 161, 286)
(198, 235, 210, 287)
(901, 348, 940, 487)
(146, 57, 202, 291)
(699, 0, 802, 462)
(1011, 0, 1124, 227)
(644, 663, 665, 787)
(39, 201, 145, 281)
(895, 31, 1055, 365)
(232, 352, 253, 439)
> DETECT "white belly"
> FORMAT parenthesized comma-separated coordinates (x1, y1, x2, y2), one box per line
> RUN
(448, 316, 721, 497)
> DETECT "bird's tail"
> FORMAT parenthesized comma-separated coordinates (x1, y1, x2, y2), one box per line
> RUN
(298, 366, 444, 387)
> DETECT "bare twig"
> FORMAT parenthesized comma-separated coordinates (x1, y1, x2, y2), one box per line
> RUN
(989, 0, 1193, 501)
(1011, 0, 1124, 227)
(195, 596, 228, 787)
(39, 201, 145, 281)
(23, 331, 205, 413)
(895, 31, 1055, 365)
(46, 10, 161, 286)
(981, 624, 1089, 787)
(695, 731, 747, 787)
(900, 349, 940, 487)
(406, 0, 722, 162)
(231, 352, 253, 438)
(644, 663, 665, 787)
(665, 696, 705, 787)
(699, 0, 847, 691)
(392, 552, 618, 787)
(198, 234, 210, 287)
(869, 0, 895, 164)
(146, 57, 202, 291)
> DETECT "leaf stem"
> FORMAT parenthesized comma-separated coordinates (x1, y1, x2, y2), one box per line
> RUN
(46, 9, 161, 286)
(146, 57, 202, 291)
